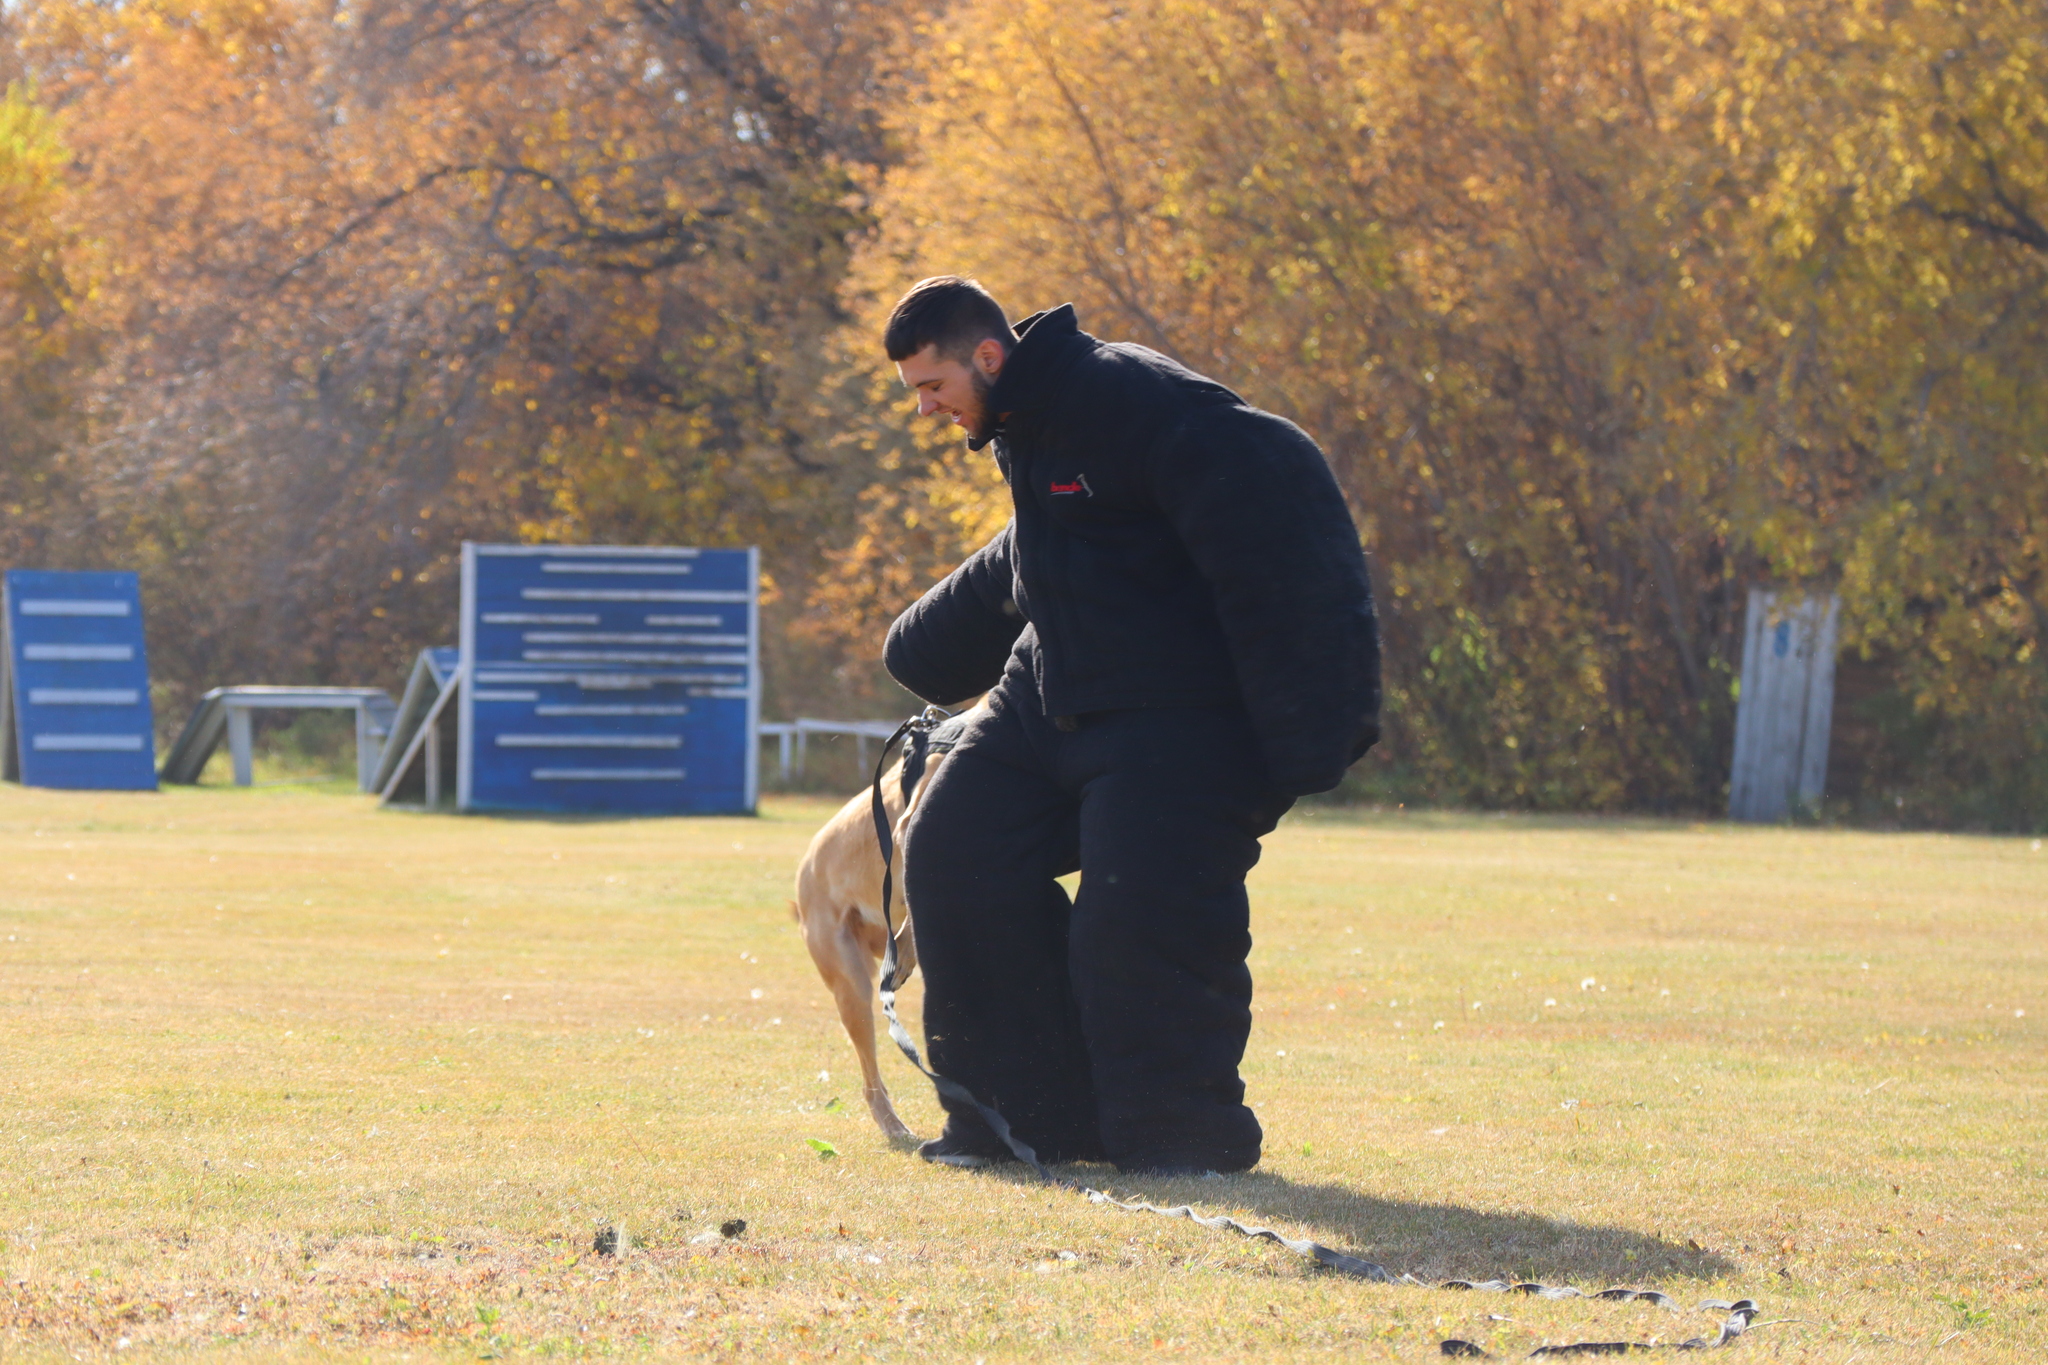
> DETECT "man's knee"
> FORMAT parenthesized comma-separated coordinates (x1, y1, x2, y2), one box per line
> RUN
(900, 772, 995, 917)
(1070, 881, 1251, 980)
(905, 757, 1075, 902)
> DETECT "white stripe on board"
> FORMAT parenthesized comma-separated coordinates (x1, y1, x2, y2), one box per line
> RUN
(521, 632, 748, 646)
(643, 614, 721, 626)
(23, 644, 134, 662)
(472, 690, 541, 702)
(473, 671, 743, 686)
(531, 768, 686, 780)
(521, 650, 748, 665)
(482, 612, 600, 625)
(28, 688, 140, 705)
(32, 734, 146, 751)
(495, 734, 682, 749)
(521, 588, 750, 602)
(478, 545, 699, 558)
(19, 599, 131, 617)
(536, 705, 690, 717)
(690, 687, 752, 699)
(540, 562, 694, 575)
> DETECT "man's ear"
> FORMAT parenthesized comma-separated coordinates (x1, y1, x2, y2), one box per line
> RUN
(972, 336, 1007, 378)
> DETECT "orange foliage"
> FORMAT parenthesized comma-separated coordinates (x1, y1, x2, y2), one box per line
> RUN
(2, 0, 2043, 820)
(825, 0, 2047, 822)
(14, 0, 926, 714)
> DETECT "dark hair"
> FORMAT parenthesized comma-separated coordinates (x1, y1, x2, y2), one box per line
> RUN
(883, 276, 1015, 362)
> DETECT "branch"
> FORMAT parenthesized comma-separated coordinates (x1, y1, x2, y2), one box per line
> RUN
(472, 161, 740, 276)
(630, 0, 835, 163)
(1906, 110, 2048, 254)
(1911, 198, 2048, 254)
(271, 165, 472, 289)
(1017, 20, 1178, 355)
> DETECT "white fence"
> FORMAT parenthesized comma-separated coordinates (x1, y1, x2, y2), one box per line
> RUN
(759, 718, 902, 783)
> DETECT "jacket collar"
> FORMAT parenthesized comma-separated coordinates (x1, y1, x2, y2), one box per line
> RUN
(969, 303, 1087, 450)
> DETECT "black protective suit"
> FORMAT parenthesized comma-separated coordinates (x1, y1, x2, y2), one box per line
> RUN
(886, 304, 1380, 1171)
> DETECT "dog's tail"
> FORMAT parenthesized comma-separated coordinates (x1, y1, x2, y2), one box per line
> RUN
(787, 898, 800, 924)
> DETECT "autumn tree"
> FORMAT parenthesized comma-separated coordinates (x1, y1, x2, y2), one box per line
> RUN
(822, 0, 2044, 824)
(0, 76, 90, 570)
(829, 0, 1761, 810)
(4, 0, 2040, 821)
(1699, 0, 2048, 824)
(16, 0, 931, 717)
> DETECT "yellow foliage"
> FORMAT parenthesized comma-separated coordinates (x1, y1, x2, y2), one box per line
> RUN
(10, 0, 929, 718)
(830, 0, 2045, 820)
(2, 0, 2042, 819)
(0, 81, 89, 553)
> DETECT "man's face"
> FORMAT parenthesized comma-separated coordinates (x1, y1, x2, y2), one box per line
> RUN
(896, 338, 1007, 443)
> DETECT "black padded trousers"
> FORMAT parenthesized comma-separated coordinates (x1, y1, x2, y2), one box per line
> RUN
(899, 687, 1293, 1172)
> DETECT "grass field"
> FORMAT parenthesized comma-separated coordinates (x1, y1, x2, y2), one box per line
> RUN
(0, 781, 2041, 1361)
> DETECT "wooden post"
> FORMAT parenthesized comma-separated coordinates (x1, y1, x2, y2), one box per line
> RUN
(424, 718, 441, 808)
(354, 700, 375, 792)
(227, 705, 255, 787)
(1728, 589, 1842, 822)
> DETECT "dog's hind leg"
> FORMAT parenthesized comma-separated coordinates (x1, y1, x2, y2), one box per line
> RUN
(801, 903, 915, 1141)
(890, 916, 917, 981)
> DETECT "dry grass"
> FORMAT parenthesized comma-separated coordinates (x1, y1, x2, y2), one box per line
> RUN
(0, 782, 2041, 1361)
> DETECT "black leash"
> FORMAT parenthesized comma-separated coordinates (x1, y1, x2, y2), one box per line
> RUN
(869, 706, 1053, 1170)
(864, 715, 1767, 1358)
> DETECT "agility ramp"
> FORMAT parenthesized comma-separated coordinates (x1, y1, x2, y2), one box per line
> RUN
(374, 647, 461, 808)
(376, 543, 763, 815)
(159, 686, 397, 790)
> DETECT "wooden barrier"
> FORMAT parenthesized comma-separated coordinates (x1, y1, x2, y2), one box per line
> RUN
(1728, 589, 1841, 822)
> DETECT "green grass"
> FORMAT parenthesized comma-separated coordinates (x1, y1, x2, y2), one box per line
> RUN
(0, 784, 2041, 1360)
(186, 710, 366, 789)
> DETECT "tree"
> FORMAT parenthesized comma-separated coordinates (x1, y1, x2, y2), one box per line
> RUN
(6, 0, 2040, 821)
(834, 0, 1762, 809)
(17, 0, 929, 717)
(1702, 0, 2048, 825)
(0, 78, 90, 570)
(826, 0, 2045, 824)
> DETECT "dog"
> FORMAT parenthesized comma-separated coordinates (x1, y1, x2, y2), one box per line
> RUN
(791, 714, 966, 1140)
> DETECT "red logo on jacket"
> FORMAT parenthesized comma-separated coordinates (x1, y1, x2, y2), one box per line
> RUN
(1049, 474, 1093, 497)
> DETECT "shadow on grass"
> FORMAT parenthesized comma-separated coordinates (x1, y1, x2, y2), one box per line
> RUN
(1284, 803, 1725, 836)
(372, 807, 774, 824)
(970, 1164, 1740, 1288)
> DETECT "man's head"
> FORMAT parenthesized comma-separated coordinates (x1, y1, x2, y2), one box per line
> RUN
(885, 276, 1016, 443)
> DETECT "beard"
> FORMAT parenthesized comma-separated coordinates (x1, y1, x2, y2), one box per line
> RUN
(962, 365, 998, 443)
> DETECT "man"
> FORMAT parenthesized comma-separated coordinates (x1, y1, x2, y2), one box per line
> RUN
(883, 276, 1380, 1174)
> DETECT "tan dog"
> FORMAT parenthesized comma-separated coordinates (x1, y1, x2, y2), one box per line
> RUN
(792, 744, 948, 1141)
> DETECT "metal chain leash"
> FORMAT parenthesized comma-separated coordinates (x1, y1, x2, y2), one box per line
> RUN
(865, 715, 1768, 1360)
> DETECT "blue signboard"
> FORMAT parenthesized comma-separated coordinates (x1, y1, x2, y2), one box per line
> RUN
(457, 544, 758, 815)
(1, 570, 158, 790)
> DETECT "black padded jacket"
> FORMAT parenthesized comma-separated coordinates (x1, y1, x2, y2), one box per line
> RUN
(883, 304, 1381, 796)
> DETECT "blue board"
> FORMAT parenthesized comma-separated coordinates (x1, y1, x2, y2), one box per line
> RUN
(456, 544, 758, 815)
(2, 570, 158, 790)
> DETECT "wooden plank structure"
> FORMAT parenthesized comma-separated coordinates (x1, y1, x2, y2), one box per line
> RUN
(159, 686, 397, 790)
(373, 647, 461, 807)
(454, 543, 759, 815)
(1, 570, 159, 791)
(1728, 588, 1842, 822)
